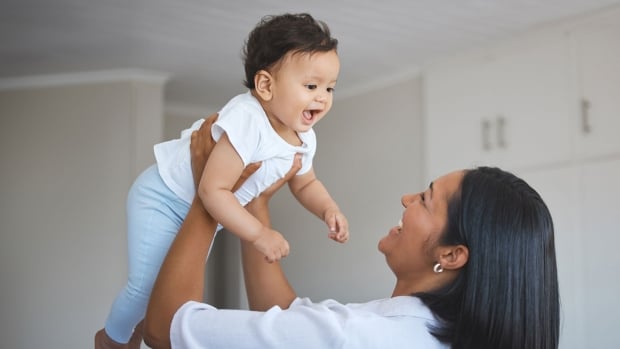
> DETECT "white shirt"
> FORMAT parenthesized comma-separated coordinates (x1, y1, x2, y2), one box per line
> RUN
(170, 296, 449, 349)
(154, 92, 316, 206)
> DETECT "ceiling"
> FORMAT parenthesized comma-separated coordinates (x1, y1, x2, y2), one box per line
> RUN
(2, 0, 619, 110)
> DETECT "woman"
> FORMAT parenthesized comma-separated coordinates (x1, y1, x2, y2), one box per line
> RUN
(143, 114, 560, 349)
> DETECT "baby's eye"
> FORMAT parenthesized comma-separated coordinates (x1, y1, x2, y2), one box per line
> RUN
(327, 87, 335, 93)
(305, 84, 317, 90)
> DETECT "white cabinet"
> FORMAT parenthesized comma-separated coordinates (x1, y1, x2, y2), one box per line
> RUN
(571, 14, 620, 160)
(425, 32, 575, 180)
(520, 167, 584, 349)
(423, 7, 620, 349)
(520, 158, 620, 349)
(425, 55, 495, 178)
(425, 9, 620, 180)
(579, 159, 620, 348)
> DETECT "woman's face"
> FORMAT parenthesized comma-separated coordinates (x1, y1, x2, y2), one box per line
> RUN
(378, 170, 464, 278)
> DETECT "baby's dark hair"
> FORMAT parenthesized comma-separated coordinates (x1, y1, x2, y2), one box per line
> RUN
(242, 13, 338, 89)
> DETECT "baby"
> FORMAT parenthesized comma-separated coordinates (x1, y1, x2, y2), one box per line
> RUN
(96, 13, 348, 349)
(192, 13, 348, 261)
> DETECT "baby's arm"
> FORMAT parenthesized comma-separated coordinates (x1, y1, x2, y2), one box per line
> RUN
(198, 134, 289, 262)
(289, 169, 349, 243)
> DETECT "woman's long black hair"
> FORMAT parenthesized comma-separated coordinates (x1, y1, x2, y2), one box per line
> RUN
(415, 167, 560, 349)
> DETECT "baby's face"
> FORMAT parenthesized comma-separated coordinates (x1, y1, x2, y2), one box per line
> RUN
(265, 50, 340, 134)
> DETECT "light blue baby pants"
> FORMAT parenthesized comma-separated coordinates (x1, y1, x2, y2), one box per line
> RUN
(104, 164, 190, 343)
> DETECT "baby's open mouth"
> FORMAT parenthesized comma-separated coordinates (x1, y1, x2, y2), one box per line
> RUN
(303, 110, 318, 121)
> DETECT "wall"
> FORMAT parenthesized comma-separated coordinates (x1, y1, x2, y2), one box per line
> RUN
(0, 72, 166, 349)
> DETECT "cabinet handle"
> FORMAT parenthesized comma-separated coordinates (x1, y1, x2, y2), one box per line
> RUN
(482, 119, 491, 151)
(497, 116, 507, 148)
(581, 98, 591, 134)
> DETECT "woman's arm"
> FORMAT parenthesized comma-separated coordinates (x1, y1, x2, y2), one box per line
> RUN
(143, 196, 216, 349)
(143, 114, 224, 349)
(241, 156, 301, 311)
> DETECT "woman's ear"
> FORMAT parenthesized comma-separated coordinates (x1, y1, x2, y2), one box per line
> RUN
(254, 70, 273, 102)
(438, 245, 469, 271)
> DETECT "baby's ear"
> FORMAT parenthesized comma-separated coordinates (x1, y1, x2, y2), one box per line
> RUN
(254, 70, 273, 101)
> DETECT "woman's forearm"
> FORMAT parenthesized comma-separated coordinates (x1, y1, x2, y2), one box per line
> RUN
(242, 197, 297, 311)
(143, 198, 218, 349)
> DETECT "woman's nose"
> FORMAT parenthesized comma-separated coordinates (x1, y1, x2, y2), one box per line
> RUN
(401, 194, 416, 207)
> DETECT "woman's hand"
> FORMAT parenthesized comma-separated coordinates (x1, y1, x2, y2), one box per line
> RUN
(190, 113, 261, 190)
(249, 153, 302, 205)
(190, 113, 218, 187)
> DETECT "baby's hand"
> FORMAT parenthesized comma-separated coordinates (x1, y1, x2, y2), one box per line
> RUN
(252, 228, 290, 263)
(324, 208, 349, 243)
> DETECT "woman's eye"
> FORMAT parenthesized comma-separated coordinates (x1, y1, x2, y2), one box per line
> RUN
(420, 192, 426, 203)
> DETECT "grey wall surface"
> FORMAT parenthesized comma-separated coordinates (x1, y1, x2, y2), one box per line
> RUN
(0, 76, 164, 349)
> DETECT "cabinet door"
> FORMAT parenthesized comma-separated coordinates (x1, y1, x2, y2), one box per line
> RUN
(573, 16, 620, 159)
(519, 167, 583, 349)
(425, 55, 500, 180)
(580, 159, 620, 348)
(424, 33, 573, 181)
(491, 36, 574, 169)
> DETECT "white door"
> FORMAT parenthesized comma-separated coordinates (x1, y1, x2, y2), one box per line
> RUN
(573, 15, 620, 159)
(519, 166, 583, 349)
(579, 158, 620, 348)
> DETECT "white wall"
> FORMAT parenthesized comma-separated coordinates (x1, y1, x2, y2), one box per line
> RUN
(0, 72, 166, 349)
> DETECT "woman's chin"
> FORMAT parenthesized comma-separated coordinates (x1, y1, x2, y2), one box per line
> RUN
(377, 236, 390, 254)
